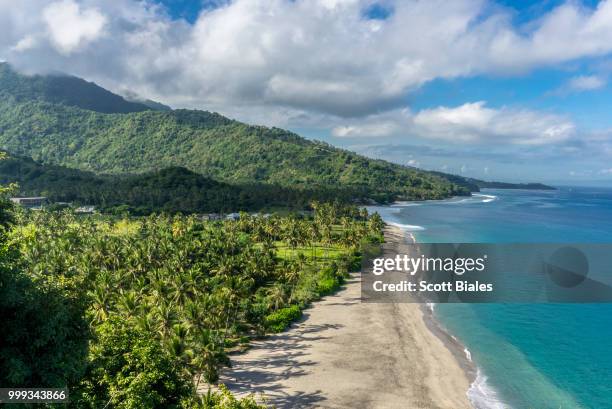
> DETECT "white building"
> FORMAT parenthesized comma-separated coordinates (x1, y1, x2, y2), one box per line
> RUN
(10, 197, 47, 210)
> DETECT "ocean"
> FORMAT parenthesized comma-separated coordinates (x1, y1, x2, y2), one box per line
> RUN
(369, 187, 612, 409)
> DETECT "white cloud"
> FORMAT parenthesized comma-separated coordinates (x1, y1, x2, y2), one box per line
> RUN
(552, 74, 609, 95)
(332, 102, 575, 145)
(2, 0, 612, 125)
(569, 169, 594, 177)
(42, 0, 107, 55)
(11, 35, 37, 52)
(330, 106, 413, 137)
(331, 108, 405, 137)
(413, 102, 575, 145)
(567, 75, 607, 91)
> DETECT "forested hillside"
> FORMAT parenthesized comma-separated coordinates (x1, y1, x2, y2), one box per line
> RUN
(0, 153, 363, 214)
(430, 170, 555, 191)
(0, 64, 470, 202)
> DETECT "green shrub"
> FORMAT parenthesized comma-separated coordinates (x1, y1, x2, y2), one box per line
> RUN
(349, 255, 362, 272)
(316, 267, 341, 296)
(264, 305, 302, 333)
(316, 276, 338, 295)
(289, 267, 319, 306)
(187, 385, 266, 408)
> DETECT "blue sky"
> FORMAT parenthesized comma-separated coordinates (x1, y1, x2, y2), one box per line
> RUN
(410, 64, 612, 127)
(151, 0, 612, 184)
(2, 0, 612, 184)
(157, 0, 212, 22)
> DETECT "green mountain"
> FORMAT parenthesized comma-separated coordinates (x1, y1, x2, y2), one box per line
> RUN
(0, 63, 469, 202)
(431, 171, 555, 191)
(469, 180, 555, 190)
(0, 63, 151, 114)
(0, 153, 360, 214)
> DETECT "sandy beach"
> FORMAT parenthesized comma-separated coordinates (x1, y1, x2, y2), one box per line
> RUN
(218, 226, 474, 408)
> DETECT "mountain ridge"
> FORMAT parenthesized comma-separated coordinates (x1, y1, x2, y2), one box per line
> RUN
(431, 171, 555, 191)
(0, 62, 152, 114)
(0, 63, 551, 204)
(0, 63, 470, 202)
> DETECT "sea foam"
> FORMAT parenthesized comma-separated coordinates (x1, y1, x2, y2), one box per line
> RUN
(390, 201, 422, 207)
(468, 368, 510, 409)
(472, 193, 498, 203)
(387, 221, 426, 231)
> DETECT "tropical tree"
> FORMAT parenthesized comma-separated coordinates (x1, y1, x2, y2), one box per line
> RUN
(77, 317, 192, 408)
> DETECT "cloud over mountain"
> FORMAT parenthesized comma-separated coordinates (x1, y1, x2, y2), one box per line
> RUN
(3, 0, 612, 120)
(3, 0, 612, 181)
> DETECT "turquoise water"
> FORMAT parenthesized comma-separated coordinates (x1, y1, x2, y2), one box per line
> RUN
(370, 187, 612, 409)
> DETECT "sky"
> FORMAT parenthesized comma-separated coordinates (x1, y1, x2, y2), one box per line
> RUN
(2, 0, 612, 184)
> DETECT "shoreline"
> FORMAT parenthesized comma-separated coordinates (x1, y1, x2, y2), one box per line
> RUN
(393, 223, 502, 409)
(419, 302, 478, 391)
(386, 224, 479, 407)
(389, 225, 479, 388)
(216, 223, 473, 408)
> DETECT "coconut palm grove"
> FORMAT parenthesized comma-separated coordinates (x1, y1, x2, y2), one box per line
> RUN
(0, 182, 384, 407)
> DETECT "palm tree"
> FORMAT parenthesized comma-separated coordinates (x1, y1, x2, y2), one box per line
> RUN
(192, 328, 225, 385)
(90, 286, 110, 323)
(266, 283, 288, 311)
(117, 290, 139, 318)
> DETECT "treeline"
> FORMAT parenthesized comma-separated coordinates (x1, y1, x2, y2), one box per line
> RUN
(430, 170, 555, 191)
(471, 180, 555, 190)
(1, 194, 384, 407)
(0, 154, 382, 214)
